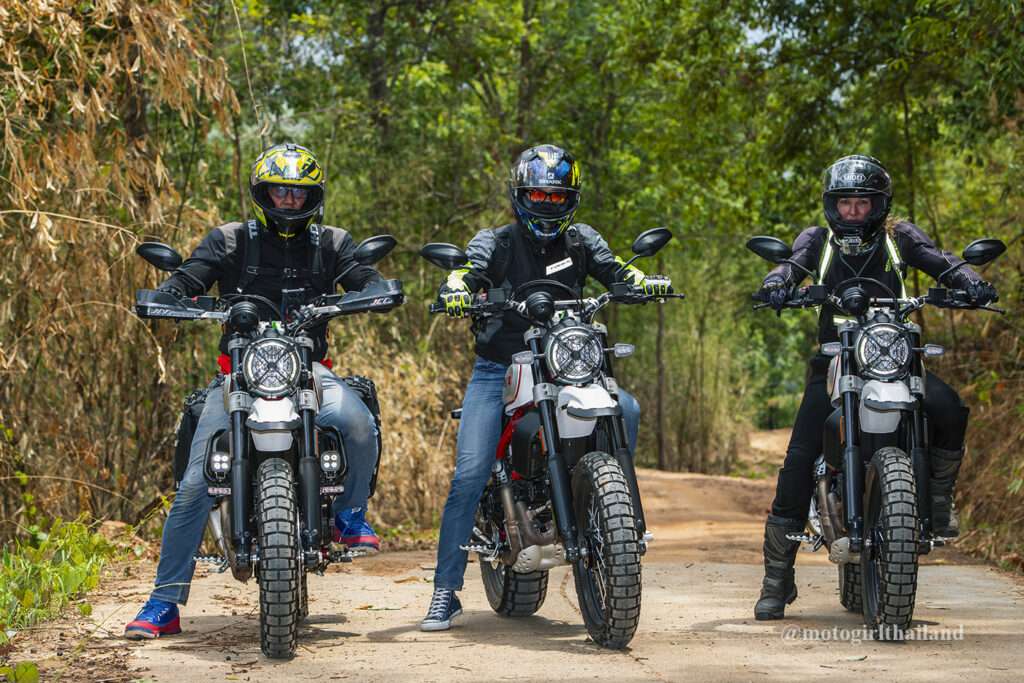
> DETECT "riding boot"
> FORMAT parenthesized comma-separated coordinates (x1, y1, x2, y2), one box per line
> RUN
(930, 447, 963, 538)
(754, 514, 804, 621)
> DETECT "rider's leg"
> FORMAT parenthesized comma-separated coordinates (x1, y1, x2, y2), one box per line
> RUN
(432, 357, 506, 591)
(127, 376, 226, 637)
(423, 357, 506, 630)
(756, 357, 831, 620)
(316, 371, 381, 549)
(923, 372, 969, 537)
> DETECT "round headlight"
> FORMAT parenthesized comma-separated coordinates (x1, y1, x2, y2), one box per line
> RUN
(241, 338, 301, 398)
(544, 325, 603, 385)
(855, 322, 911, 380)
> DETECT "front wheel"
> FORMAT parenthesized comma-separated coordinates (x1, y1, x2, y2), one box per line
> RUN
(256, 458, 301, 659)
(861, 447, 918, 640)
(571, 451, 641, 649)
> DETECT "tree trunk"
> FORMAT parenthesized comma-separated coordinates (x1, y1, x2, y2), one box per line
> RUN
(515, 0, 536, 148)
(656, 255, 667, 470)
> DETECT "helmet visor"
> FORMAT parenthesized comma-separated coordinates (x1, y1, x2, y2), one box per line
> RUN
(516, 188, 578, 219)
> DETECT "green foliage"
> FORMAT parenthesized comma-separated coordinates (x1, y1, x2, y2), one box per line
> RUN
(0, 518, 112, 631)
(0, 661, 39, 683)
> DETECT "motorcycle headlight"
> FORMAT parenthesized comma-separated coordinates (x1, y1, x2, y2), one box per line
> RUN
(544, 325, 604, 385)
(855, 322, 911, 380)
(241, 338, 301, 398)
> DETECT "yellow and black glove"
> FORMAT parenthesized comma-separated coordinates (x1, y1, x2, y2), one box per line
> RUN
(440, 269, 472, 318)
(619, 259, 672, 296)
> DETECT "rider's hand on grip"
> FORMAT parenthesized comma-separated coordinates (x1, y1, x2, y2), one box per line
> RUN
(965, 280, 998, 306)
(640, 274, 672, 296)
(758, 275, 789, 313)
(439, 285, 472, 318)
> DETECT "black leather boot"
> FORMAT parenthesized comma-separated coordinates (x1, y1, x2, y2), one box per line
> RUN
(754, 514, 804, 620)
(930, 447, 963, 538)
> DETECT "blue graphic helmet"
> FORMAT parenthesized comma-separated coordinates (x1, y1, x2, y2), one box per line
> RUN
(509, 145, 581, 243)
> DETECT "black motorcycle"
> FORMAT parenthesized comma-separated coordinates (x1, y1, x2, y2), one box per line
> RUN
(420, 228, 683, 648)
(134, 236, 403, 658)
(747, 234, 1005, 639)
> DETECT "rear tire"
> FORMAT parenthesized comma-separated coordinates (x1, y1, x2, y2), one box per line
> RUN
(839, 563, 863, 612)
(861, 447, 918, 640)
(257, 458, 301, 659)
(480, 560, 548, 617)
(571, 451, 641, 649)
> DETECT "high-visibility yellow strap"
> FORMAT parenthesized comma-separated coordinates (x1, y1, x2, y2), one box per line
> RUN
(884, 234, 907, 298)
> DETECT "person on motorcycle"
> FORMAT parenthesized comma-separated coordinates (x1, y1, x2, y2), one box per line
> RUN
(752, 154, 998, 620)
(420, 144, 672, 631)
(125, 143, 385, 639)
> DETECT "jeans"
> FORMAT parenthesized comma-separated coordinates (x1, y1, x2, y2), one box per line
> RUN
(433, 357, 641, 591)
(770, 355, 969, 521)
(151, 369, 379, 605)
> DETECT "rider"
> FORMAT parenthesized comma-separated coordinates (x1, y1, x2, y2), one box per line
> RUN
(752, 154, 998, 620)
(420, 144, 672, 631)
(125, 143, 385, 639)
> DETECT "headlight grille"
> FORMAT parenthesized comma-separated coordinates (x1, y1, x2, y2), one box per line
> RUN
(241, 337, 301, 398)
(855, 323, 911, 380)
(544, 325, 603, 385)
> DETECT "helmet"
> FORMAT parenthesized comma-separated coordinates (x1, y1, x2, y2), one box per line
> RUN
(509, 144, 581, 243)
(249, 143, 325, 238)
(822, 155, 892, 255)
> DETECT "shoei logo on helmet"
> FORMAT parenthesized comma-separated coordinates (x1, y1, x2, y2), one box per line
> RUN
(840, 172, 867, 183)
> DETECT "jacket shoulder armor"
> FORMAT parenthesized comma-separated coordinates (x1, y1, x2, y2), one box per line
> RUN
(319, 224, 352, 253)
(213, 222, 246, 257)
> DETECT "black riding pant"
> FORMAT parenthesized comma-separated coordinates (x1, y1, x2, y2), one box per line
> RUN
(771, 354, 969, 521)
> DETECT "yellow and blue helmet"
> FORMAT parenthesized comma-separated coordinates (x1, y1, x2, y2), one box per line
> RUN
(249, 143, 325, 238)
(509, 144, 581, 243)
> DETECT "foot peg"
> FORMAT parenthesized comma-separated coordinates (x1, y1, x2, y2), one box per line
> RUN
(786, 533, 824, 551)
(328, 542, 370, 563)
(193, 554, 229, 573)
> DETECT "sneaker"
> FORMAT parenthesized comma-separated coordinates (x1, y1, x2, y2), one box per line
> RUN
(333, 506, 381, 552)
(420, 589, 462, 631)
(124, 598, 181, 640)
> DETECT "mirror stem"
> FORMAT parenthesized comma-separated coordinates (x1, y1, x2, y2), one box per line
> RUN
(936, 262, 964, 287)
(783, 258, 814, 278)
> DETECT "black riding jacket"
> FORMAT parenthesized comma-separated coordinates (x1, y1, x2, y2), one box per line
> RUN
(765, 221, 983, 344)
(456, 222, 633, 365)
(159, 222, 382, 360)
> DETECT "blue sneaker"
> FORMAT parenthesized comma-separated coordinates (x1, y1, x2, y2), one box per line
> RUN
(420, 589, 462, 631)
(333, 506, 380, 552)
(124, 598, 181, 640)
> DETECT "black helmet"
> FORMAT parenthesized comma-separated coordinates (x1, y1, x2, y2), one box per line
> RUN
(249, 143, 325, 239)
(509, 144, 581, 243)
(822, 155, 892, 254)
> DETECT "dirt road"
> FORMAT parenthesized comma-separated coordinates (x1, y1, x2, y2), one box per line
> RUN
(11, 434, 1023, 681)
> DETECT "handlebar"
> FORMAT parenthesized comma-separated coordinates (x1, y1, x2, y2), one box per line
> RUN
(135, 279, 405, 331)
(750, 285, 1004, 316)
(430, 284, 685, 320)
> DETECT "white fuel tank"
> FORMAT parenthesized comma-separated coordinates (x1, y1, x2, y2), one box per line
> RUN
(503, 361, 536, 415)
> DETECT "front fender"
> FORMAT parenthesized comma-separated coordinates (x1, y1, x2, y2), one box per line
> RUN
(859, 380, 915, 434)
(555, 384, 620, 439)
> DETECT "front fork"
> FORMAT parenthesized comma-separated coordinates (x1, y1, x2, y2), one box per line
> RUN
(839, 328, 863, 552)
(296, 340, 323, 567)
(909, 340, 932, 538)
(529, 337, 581, 563)
(608, 412, 647, 537)
(227, 339, 253, 573)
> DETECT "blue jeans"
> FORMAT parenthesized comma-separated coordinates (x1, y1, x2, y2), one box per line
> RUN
(433, 357, 640, 591)
(151, 370, 379, 605)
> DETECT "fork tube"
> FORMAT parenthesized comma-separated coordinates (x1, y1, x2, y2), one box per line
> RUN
(531, 337, 579, 562)
(297, 345, 321, 563)
(909, 336, 931, 536)
(840, 328, 863, 551)
(229, 343, 252, 566)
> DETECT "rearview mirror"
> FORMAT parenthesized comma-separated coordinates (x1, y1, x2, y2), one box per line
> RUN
(961, 238, 1006, 267)
(631, 227, 673, 257)
(136, 242, 183, 272)
(419, 242, 469, 270)
(353, 234, 398, 266)
(745, 236, 793, 264)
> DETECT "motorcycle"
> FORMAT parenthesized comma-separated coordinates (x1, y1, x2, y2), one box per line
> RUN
(420, 228, 683, 649)
(747, 234, 1006, 639)
(134, 236, 403, 658)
